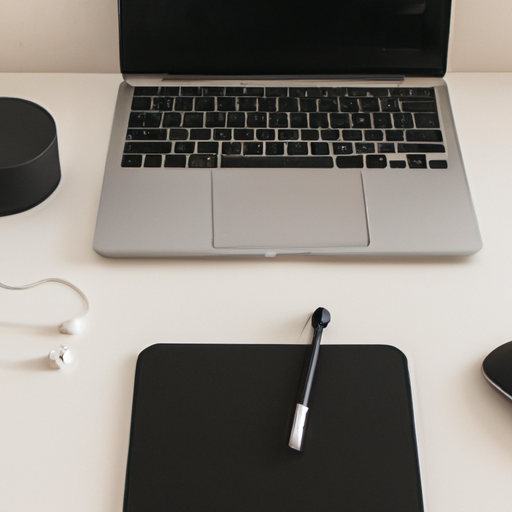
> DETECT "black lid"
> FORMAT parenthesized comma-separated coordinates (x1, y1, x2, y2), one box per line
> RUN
(0, 98, 61, 216)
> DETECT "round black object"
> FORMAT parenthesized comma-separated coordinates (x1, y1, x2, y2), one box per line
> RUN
(0, 98, 61, 216)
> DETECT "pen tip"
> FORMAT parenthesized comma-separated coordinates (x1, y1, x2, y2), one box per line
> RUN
(312, 307, 331, 328)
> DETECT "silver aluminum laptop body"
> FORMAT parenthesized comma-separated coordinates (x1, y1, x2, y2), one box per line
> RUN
(93, 1, 482, 258)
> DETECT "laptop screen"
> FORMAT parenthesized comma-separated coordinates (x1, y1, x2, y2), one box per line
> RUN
(119, 0, 451, 77)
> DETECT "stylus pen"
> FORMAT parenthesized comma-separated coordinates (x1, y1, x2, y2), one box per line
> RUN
(288, 307, 331, 451)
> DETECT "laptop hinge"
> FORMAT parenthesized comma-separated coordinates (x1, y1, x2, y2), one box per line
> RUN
(124, 74, 406, 85)
(162, 75, 406, 82)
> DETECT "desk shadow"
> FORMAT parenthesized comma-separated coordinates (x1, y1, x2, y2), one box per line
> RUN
(0, 356, 50, 372)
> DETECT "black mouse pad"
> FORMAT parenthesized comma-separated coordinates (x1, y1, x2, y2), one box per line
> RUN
(124, 344, 424, 512)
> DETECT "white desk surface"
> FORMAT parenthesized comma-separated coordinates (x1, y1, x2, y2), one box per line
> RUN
(0, 73, 511, 511)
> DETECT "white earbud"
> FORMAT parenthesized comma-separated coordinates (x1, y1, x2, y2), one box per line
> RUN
(0, 277, 89, 370)
(59, 317, 85, 335)
(48, 345, 73, 369)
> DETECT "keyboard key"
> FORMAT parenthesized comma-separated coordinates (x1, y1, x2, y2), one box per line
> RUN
(195, 97, 216, 111)
(373, 113, 392, 128)
(287, 142, 308, 155)
(311, 142, 330, 155)
(415, 113, 440, 128)
(183, 113, 204, 127)
(243, 87, 264, 96)
(221, 156, 333, 168)
(339, 98, 359, 112)
(289, 88, 308, 97)
(390, 88, 420, 97)
(258, 98, 277, 112)
(407, 154, 427, 168)
(126, 129, 167, 140)
(355, 143, 375, 153)
(393, 113, 414, 129)
(152, 97, 174, 111)
(359, 98, 380, 112)
(309, 113, 329, 128)
(121, 154, 143, 167)
(278, 129, 299, 140)
(301, 130, 319, 141)
(124, 142, 171, 153)
(318, 98, 338, 112)
(320, 129, 340, 141)
(169, 129, 189, 140)
(305, 88, 323, 98)
(202, 87, 225, 96)
(342, 130, 363, 141)
(406, 130, 443, 142)
(333, 142, 353, 154)
(218, 97, 237, 111)
(266, 87, 288, 97)
(225, 87, 244, 96)
(365, 130, 383, 141)
(234, 129, 254, 140)
(227, 112, 246, 127)
(266, 142, 284, 155)
(222, 142, 242, 155)
(181, 87, 201, 96)
(133, 87, 158, 96)
(174, 97, 193, 111)
(386, 130, 404, 141)
(352, 114, 372, 128)
(214, 129, 232, 140)
(330, 113, 350, 128)
(429, 160, 448, 169)
(380, 98, 400, 111)
(278, 98, 299, 112)
(206, 112, 226, 127)
(256, 129, 275, 140)
(247, 113, 267, 127)
(131, 97, 152, 110)
(378, 143, 395, 153)
(401, 100, 436, 113)
(336, 155, 364, 168)
(238, 97, 257, 111)
(174, 142, 195, 153)
(290, 113, 308, 128)
(366, 155, 387, 168)
(129, 112, 162, 128)
(189, 154, 217, 168)
(162, 113, 182, 127)
(244, 142, 263, 155)
(390, 160, 407, 168)
(347, 87, 388, 97)
(144, 155, 162, 167)
(198, 142, 219, 153)
(268, 113, 287, 128)
(159, 87, 180, 96)
(397, 143, 445, 153)
(299, 99, 317, 112)
(189, 129, 211, 140)
(164, 155, 187, 167)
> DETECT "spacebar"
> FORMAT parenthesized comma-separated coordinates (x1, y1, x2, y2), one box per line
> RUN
(221, 156, 334, 168)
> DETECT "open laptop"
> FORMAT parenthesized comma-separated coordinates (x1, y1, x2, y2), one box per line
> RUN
(93, 0, 482, 257)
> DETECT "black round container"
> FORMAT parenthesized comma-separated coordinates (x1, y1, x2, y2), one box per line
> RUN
(0, 98, 61, 216)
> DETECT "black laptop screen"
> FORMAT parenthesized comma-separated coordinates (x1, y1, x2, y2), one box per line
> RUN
(119, 0, 451, 77)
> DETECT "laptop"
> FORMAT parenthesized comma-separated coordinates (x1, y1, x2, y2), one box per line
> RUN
(93, 0, 482, 257)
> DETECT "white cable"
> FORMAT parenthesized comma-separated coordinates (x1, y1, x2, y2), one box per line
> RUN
(0, 278, 89, 334)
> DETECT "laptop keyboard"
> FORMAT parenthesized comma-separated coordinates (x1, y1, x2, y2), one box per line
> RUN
(122, 86, 447, 169)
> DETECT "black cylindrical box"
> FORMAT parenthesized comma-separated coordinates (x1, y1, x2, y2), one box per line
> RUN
(0, 98, 61, 216)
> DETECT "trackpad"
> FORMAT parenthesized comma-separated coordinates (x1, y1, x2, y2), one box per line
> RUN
(212, 169, 369, 249)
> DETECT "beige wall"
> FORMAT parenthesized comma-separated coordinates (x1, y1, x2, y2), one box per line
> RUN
(1, 0, 511, 73)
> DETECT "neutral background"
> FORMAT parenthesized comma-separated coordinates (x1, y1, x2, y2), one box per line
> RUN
(1, 0, 512, 73)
